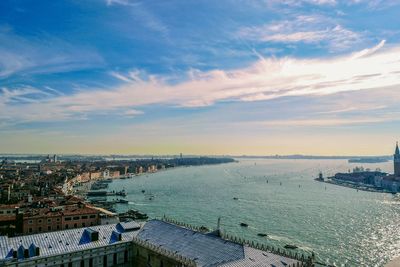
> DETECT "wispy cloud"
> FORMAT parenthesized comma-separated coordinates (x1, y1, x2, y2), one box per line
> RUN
(0, 28, 104, 79)
(106, 0, 133, 6)
(105, 0, 169, 39)
(1, 41, 399, 124)
(258, 116, 398, 127)
(267, 0, 337, 6)
(238, 15, 363, 52)
(123, 109, 144, 117)
(348, 0, 400, 10)
(351, 39, 385, 58)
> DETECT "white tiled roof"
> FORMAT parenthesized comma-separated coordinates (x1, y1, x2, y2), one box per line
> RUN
(219, 246, 300, 267)
(136, 220, 302, 267)
(0, 223, 139, 261)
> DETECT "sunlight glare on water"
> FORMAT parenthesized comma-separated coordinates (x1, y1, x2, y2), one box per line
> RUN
(109, 159, 400, 266)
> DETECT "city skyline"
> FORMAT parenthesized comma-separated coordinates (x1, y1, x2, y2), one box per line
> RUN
(1, 1, 400, 155)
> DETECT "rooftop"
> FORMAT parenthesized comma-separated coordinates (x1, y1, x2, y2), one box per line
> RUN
(136, 219, 301, 267)
(0, 221, 140, 262)
(23, 204, 99, 219)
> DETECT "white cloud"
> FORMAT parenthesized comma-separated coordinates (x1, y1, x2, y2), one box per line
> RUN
(266, 0, 337, 6)
(347, 0, 400, 9)
(258, 116, 398, 127)
(105, 0, 137, 6)
(0, 29, 104, 79)
(238, 15, 362, 51)
(1, 41, 400, 124)
(105, 1, 169, 39)
(351, 39, 386, 59)
(123, 109, 144, 117)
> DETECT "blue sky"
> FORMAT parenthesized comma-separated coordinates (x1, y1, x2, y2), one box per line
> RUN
(1, 0, 400, 155)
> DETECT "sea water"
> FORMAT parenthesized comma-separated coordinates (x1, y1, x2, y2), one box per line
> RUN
(108, 159, 399, 266)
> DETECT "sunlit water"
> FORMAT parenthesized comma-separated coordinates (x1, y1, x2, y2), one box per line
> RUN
(107, 159, 400, 266)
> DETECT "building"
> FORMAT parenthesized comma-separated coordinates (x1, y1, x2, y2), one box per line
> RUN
(0, 219, 312, 267)
(333, 170, 386, 185)
(394, 142, 400, 177)
(379, 142, 400, 192)
(133, 219, 309, 267)
(21, 204, 100, 234)
(0, 221, 139, 267)
(381, 176, 400, 192)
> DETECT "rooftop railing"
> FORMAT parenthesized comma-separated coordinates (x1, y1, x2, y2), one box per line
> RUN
(160, 216, 315, 267)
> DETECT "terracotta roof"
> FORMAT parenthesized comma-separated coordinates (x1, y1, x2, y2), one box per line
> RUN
(23, 205, 99, 219)
(0, 216, 16, 222)
(0, 205, 20, 209)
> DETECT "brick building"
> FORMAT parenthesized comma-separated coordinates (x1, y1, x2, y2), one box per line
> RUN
(22, 204, 100, 234)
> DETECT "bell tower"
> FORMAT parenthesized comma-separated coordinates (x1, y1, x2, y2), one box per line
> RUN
(394, 142, 400, 177)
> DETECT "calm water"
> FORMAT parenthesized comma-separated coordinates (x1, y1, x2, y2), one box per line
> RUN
(108, 159, 400, 266)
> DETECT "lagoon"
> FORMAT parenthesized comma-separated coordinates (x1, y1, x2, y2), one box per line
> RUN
(108, 159, 399, 266)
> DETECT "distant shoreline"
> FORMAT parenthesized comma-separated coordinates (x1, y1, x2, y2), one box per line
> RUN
(0, 154, 393, 161)
(315, 178, 394, 194)
(72, 159, 236, 209)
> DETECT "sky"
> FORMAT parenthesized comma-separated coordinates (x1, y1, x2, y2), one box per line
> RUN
(1, 0, 400, 156)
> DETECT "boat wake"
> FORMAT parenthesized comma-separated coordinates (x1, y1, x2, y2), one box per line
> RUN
(267, 234, 292, 243)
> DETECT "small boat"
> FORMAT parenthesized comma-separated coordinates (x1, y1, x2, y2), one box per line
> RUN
(240, 223, 248, 227)
(284, 244, 298, 249)
(141, 190, 145, 193)
(116, 199, 129, 204)
(116, 190, 127, 196)
(257, 233, 268, 237)
(233, 197, 239, 200)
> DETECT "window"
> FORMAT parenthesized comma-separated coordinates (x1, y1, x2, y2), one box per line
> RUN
(89, 258, 93, 267)
(103, 255, 107, 267)
(113, 254, 117, 265)
(38, 227, 42, 232)
(68, 263, 72, 267)
(29, 228, 32, 233)
(74, 223, 77, 228)
(65, 225, 69, 229)
(81, 215, 88, 219)
(48, 226, 51, 231)
(124, 250, 128, 263)
(28, 220, 33, 224)
(38, 219, 42, 223)
(47, 219, 52, 223)
(65, 217, 71, 221)
(73, 216, 80, 220)
(80, 260, 84, 267)
(57, 225, 60, 230)
(57, 218, 60, 222)
(82, 223, 86, 227)
(89, 215, 96, 219)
